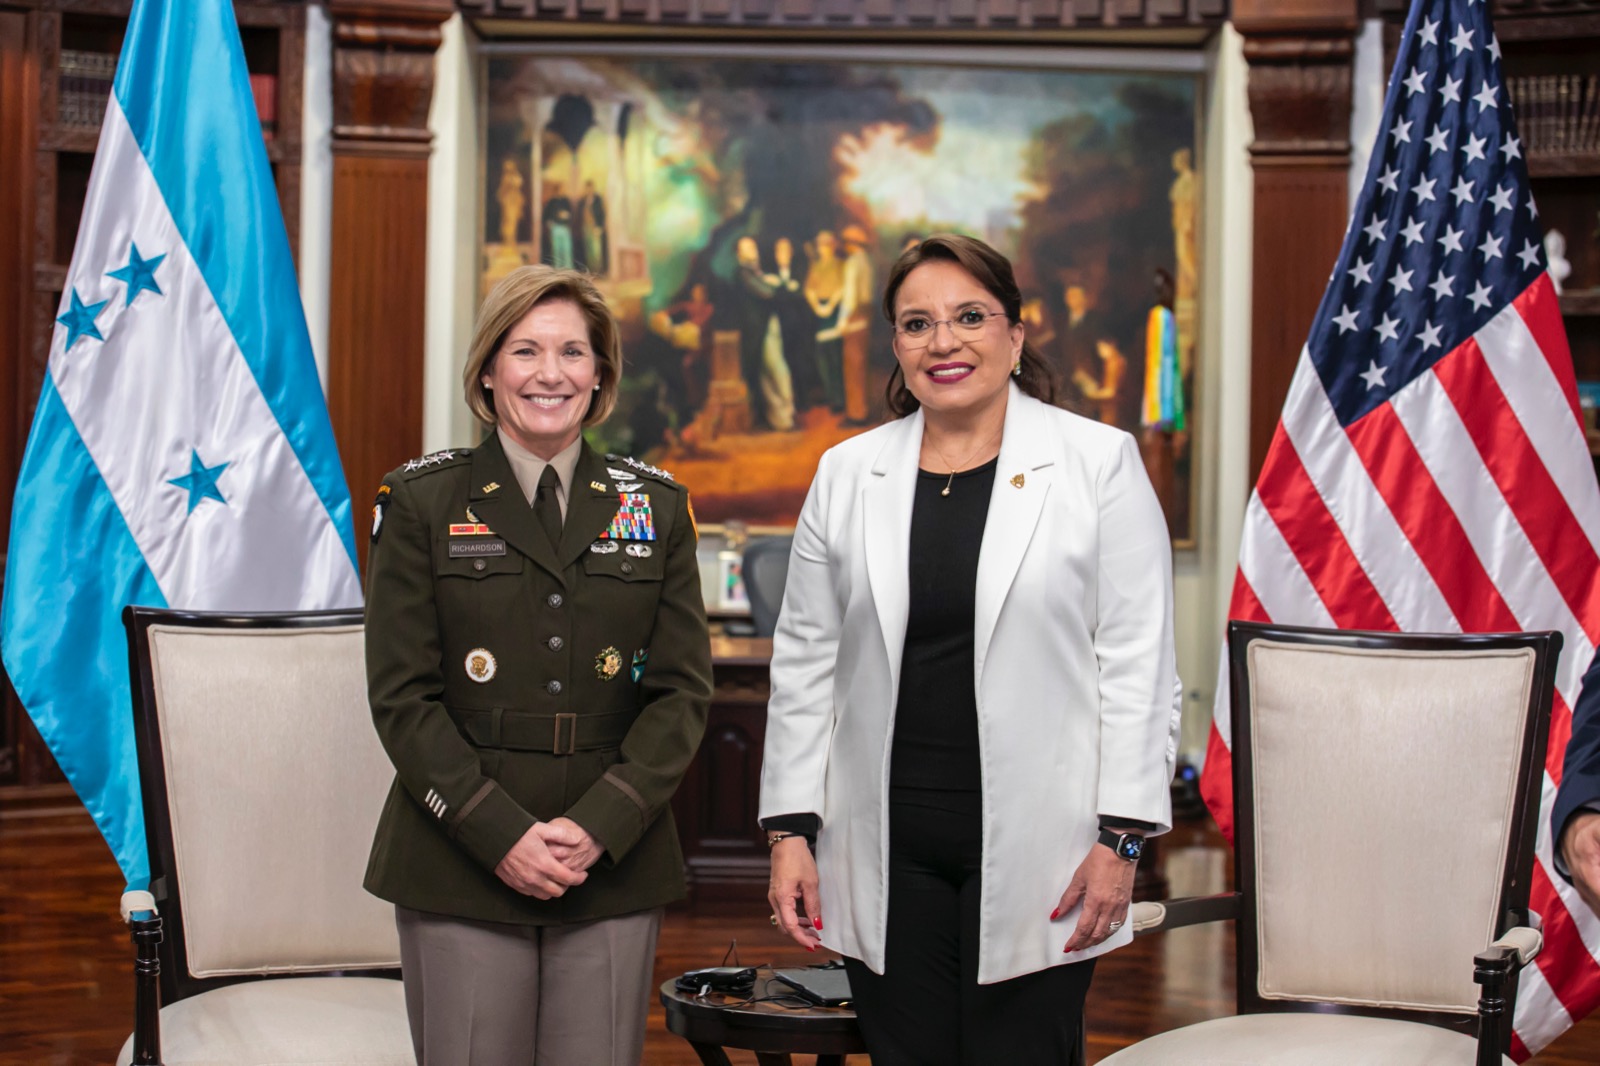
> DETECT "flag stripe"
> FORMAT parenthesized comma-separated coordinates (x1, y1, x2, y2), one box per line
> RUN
(1475, 297, 1600, 564)
(1280, 354, 1458, 631)
(1255, 435, 1397, 631)
(1433, 340, 1600, 646)
(112, 0, 356, 567)
(1344, 403, 1519, 631)
(1513, 960, 1574, 1057)
(1514, 273, 1581, 425)
(1388, 369, 1596, 703)
(1529, 857, 1600, 1038)
(0, 380, 168, 889)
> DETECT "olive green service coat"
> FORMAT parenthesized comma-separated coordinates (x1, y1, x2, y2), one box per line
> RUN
(363, 434, 712, 925)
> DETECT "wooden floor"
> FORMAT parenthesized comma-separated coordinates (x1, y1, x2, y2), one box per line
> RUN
(3, 805, 1600, 1065)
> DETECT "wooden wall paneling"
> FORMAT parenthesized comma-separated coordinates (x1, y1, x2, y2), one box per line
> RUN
(326, 1, 452, 571)
(1, 9, 35, 789)
(1238, 5, 1358, 480)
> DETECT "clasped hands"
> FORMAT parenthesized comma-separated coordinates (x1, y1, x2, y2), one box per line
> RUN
(767, 837, 1136, 954)
(494, 817, 603, 899)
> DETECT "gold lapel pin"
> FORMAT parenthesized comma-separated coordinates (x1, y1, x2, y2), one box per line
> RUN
(1010, 473, 1025, 489)
(481, 481, 500, 494)
(589, 480, 606, 492)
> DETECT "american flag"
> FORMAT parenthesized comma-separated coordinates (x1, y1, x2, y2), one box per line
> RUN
(1197, 0, 1600, 1055)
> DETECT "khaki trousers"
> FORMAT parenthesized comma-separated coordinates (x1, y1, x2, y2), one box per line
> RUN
(395, 905, 663, 1066)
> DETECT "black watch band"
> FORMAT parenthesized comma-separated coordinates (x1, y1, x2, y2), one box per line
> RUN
(1097, 828, 1145, 862)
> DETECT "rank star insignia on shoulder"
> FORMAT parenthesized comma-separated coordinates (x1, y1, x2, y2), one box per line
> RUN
(398, 448, 472, 477)
(605, 453, 675, 483)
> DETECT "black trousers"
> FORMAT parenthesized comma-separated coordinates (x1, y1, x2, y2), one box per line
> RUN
(842, 788, 1096, 1066)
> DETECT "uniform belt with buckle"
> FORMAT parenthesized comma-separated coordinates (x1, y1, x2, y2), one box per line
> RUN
(449, 708, 635, 755)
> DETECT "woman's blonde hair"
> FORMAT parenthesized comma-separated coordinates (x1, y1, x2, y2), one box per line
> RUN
(462, 265, 623, 429)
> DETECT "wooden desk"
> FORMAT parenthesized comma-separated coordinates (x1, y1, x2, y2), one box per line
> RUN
(672, 636, 1167, 904)
(658, 975, 865, 1066)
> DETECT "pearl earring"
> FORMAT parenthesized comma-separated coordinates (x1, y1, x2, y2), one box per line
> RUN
(1012, 361, 1021, 377)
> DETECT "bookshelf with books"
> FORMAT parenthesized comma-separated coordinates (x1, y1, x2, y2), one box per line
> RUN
(0, 0, 305, 791)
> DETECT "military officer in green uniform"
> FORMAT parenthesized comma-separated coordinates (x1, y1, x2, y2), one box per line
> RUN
(363, 265, 712, 1066)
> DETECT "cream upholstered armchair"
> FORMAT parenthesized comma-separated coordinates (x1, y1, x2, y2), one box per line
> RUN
(116, 607, 414, 1066)
(1104, 622, 1561, 1066)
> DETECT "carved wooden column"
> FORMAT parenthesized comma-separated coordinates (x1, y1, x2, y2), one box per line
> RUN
(327, 0, 452, 566)
(1236, 1, 1360, 479)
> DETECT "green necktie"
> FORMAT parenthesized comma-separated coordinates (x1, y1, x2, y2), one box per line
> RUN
(535, 465, 563, 549)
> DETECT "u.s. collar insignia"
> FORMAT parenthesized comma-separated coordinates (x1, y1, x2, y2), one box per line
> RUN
(465, 647, 497, 683)
(481, 481, 501, 494)
(589, 480, 607, 492)
(595, 646, 623, 681)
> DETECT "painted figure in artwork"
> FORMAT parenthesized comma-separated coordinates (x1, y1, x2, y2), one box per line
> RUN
(1073, 340, 1127, 428)
(577, 179, 608, 274)
(837, 224, 875, 426)
(541, 182, 575, 270)
(497, 158, 525, 249)
(736, 236, 795, 431)
(806, 230, 847, 415)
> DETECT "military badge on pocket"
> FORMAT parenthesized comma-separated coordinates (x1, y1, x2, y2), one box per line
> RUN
(596, 646, 623, 681)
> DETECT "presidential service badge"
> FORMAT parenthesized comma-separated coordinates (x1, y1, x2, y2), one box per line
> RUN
(596, 646, 623, 681)
(465, 648, 497, 683)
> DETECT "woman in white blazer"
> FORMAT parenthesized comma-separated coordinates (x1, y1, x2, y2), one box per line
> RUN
(759, 235, 1180, 1065)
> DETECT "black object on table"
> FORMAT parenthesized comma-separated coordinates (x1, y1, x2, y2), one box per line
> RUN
(659, 972, 867, 1066)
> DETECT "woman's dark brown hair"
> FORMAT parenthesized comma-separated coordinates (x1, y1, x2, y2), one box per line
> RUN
(880, 233, 1058, 418)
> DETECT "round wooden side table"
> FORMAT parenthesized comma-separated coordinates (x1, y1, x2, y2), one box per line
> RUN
(659, 974, 867, 1066)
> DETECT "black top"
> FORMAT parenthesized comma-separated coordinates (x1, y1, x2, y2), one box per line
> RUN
(887, 459, 998, 792)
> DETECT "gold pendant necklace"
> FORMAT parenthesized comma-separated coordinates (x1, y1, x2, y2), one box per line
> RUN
(927, 425, 1002, 497)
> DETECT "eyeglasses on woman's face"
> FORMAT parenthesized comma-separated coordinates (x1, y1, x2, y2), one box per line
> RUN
(893, 308, 1009, 350)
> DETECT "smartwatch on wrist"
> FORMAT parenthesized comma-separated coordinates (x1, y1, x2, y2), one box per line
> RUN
(1097, 828, 1145, 862)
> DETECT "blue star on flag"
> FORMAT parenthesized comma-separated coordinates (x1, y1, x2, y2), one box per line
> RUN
(107, 243, 165, 306)
(167, 450, 230, 513)
(56, 288, 108, 351)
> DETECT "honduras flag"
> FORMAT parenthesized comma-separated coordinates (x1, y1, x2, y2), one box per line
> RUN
(1, 0, 361, 890)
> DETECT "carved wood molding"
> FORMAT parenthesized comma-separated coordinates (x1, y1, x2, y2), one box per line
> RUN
(1241, 33, 1355, 165)
(455, 0, 1228, 31)
(329, 0, 453, 154)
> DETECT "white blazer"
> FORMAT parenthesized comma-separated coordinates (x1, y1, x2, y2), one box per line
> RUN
(759, 384, 1181, 984)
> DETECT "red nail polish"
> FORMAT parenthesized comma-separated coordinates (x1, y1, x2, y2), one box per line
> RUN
(813, 917, 824, 931)
(808, 945, 817, 952)
(1049, 908, 1060, 921)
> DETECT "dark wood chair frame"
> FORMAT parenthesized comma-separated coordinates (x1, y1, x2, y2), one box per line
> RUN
(120, 606, 401, 1066)
(1137, 621, 1562, 1066)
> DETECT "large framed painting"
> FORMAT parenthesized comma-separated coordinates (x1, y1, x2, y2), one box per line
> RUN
(480, 44, 1203, 543)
